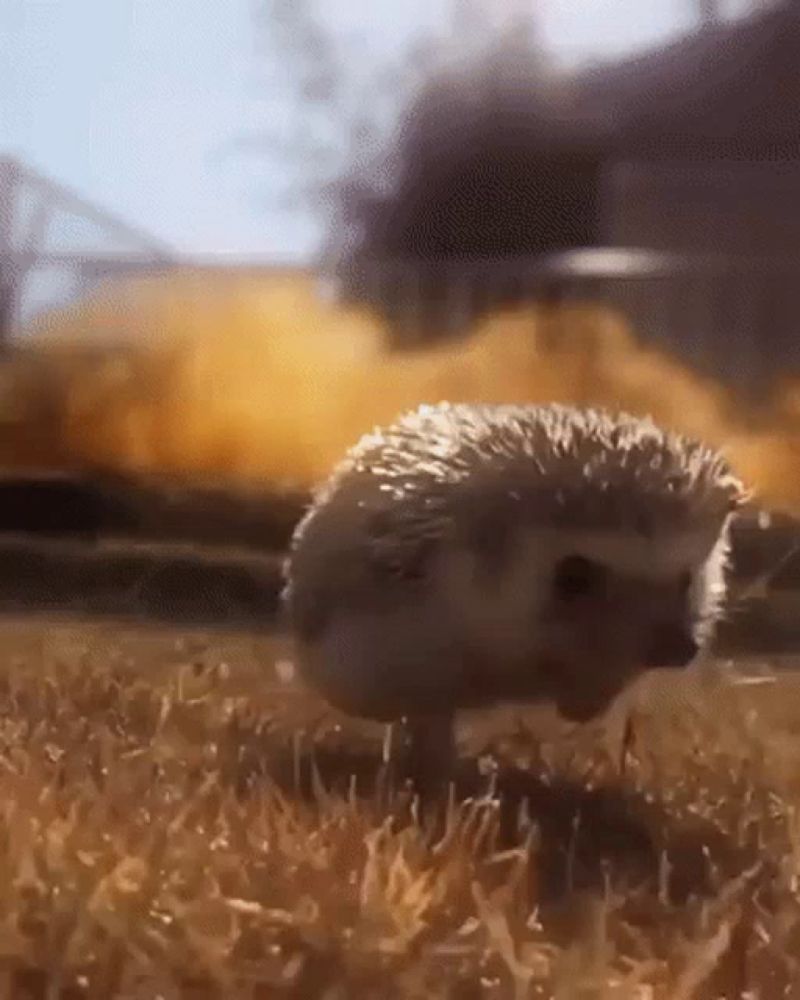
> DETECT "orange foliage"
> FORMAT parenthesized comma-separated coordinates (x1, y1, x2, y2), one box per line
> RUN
(4, 270, 800, 514)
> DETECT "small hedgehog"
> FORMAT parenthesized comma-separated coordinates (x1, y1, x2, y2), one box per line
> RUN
(282, 402, 747, 794)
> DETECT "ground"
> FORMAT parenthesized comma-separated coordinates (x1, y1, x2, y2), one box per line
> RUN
(0, 613, 799, 998)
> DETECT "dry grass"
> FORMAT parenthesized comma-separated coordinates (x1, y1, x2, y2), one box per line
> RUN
(0, 616, 797, 997)
(5, 270, 800, 515)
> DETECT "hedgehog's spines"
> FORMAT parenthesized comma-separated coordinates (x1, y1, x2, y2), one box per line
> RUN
(283, 402, 747, 636)
(333, 401, 745, 521)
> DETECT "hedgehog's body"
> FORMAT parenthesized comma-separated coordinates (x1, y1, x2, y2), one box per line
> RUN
(283, 403, 746, 791)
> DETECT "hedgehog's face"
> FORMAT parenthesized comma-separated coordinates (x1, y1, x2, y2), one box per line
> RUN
(533, 520, 732, 722)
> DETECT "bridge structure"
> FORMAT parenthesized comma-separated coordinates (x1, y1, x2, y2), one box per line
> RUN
(0, 155, 175, 340)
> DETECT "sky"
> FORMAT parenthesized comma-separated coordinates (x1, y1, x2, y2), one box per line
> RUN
(1, 0, 753, 263)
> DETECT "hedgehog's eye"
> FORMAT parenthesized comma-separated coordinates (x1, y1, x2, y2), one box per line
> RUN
(678, 570, 693, 594)
(553, 555, 607, 601)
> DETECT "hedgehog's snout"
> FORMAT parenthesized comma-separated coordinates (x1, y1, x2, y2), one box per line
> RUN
(643, 621, 699, 669)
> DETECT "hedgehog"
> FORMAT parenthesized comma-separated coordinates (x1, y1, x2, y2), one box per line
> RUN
(282, 402, 747, 797)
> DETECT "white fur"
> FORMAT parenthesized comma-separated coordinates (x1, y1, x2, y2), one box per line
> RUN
(296, 598, 462, 719)
(434, 521, 728, 642)
(294, 516, 735, 720)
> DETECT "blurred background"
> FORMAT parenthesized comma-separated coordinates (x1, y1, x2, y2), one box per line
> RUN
(3, 0, 800, 637)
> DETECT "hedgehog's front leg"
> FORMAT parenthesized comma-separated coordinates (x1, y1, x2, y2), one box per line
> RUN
(404, 711, 457, 811)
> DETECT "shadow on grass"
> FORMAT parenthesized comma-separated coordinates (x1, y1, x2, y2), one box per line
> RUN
(249, 733, 762, 910)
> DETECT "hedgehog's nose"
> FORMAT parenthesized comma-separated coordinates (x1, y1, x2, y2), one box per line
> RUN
(644, 623, 698, 668)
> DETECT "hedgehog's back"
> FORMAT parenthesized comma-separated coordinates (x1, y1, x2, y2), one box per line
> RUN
(283, 401, 743, 641)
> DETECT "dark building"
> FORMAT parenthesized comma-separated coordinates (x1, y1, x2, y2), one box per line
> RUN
(335, 27, 607, 324)
(591, 0, 800, 385)
(333, 1, 800, 389)
(591, 1, 800, 253)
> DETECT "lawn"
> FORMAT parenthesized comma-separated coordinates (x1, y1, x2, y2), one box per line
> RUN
(0, 614, 796, 997)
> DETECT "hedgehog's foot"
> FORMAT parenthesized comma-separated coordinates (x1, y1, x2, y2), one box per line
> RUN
(404, 712, 457, 823)
(618, 709, 637, 778)
(374, 721, 400, 810)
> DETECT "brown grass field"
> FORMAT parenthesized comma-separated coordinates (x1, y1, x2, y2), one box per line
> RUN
(0, 612, 798, 998)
